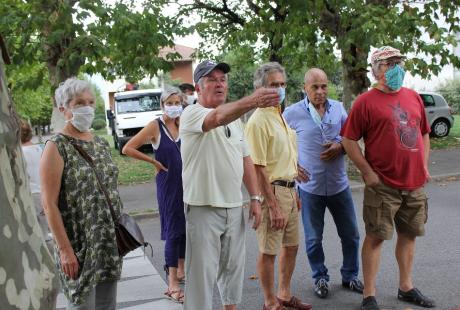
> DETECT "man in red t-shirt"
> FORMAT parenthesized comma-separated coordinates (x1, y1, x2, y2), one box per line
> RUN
(341, 46, 435, 310)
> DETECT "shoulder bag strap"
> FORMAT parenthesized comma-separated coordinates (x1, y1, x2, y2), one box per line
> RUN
(158, 118, 181, 153)
(62, 135, 118, 224)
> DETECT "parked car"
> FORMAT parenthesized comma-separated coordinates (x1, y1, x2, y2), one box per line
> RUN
(419, 92, 455, 138)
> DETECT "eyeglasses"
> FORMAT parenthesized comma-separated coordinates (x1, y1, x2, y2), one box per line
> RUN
(379, 59, 405, 69)
(224, 125, 231, 138)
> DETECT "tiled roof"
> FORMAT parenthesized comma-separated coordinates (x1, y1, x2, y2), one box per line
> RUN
(160, 44, 196, 61)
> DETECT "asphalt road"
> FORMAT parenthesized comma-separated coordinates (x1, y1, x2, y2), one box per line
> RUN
(138, 178, 460, 310)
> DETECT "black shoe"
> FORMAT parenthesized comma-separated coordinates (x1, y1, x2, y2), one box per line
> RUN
(342, 278, 364, 294)
(361, 296, 380, 310)
(314, 278, 329, 298)
(398, 288, 435, 308)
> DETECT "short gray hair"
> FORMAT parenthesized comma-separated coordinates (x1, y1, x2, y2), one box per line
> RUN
(160, 86, 183, 107)
(253, 62, 286, 89)
(55, 78, 93, 108)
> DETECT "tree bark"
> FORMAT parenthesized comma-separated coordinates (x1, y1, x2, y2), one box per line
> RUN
(340, 44, 371, 110)
(0, 37, 59, 310)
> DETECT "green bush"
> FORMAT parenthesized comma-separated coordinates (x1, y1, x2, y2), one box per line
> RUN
(92, 118, 106, 130)
(436, 79, 460, 114)
(94, 114, 106, 121)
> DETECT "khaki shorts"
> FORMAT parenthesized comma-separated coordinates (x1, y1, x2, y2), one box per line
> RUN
(363, 182, 428, 240)
(256, 185, 299, 255)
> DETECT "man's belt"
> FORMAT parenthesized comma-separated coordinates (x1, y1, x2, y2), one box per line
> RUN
(271, 180, 295, 188)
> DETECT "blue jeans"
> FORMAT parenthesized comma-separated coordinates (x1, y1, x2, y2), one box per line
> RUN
(299, 187, 360, 283)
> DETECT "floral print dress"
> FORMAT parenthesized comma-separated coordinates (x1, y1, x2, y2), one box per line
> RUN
(49, 134, 122, 305)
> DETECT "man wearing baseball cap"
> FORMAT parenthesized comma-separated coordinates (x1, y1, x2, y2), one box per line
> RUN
(341, 46, 435, 310)
(180, 60, 280, 310)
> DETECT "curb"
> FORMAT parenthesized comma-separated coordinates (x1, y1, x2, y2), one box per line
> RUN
(350, 172, 460, 192)
(129, 209, 160, 220)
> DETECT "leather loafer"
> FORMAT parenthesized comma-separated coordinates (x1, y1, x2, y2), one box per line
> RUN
(361, 296, 380, 310)
(398, 288, 435, 308)
(276, 296, 312, 310)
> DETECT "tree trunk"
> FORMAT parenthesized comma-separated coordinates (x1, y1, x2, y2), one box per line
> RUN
(268, 33, 283, 65)
(0, 38, 59, 310)
(42, 4, 85, 133)
(340, 44, 371, 110)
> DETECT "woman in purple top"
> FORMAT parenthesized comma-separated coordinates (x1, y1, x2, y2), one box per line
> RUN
(122, 87, 186, 303)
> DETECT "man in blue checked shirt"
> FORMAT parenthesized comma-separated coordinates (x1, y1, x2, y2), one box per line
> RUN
(283, 68, 364, 299)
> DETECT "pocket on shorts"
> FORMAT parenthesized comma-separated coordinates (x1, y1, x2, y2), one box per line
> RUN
(363, 186, 383, 232)
(406, 187, 428, 224)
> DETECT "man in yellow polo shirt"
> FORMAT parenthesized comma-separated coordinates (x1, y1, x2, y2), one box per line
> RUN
(245, 62, 312, 310)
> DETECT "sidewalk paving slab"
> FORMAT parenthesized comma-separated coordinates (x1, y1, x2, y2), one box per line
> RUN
(56, 248, 182, 309)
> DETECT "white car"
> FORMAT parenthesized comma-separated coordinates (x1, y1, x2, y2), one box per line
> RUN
(419, 92, 455, 138)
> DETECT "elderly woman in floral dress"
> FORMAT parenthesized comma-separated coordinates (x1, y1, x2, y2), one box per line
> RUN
(40, 78, 122, 309)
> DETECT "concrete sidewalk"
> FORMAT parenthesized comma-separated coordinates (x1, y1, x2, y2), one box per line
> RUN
(55, 248, 182, 309)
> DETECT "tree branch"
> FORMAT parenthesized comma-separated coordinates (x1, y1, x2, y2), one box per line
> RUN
(246, 0, 261, 15)
(319, 1, 340, 35)
(193, 0, 245, 26)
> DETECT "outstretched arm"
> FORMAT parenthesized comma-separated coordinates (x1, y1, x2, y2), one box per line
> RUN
(202, 88, 279, 132)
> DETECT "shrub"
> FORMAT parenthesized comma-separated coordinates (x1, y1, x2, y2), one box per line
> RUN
(436, 79, 460, 114)
(92, 118, 106, 130)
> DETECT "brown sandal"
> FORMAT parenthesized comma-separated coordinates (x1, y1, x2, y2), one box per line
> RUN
(164, 288, 184, 303)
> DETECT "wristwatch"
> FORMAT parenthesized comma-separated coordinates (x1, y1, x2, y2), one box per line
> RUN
(250, 195, 263, 204)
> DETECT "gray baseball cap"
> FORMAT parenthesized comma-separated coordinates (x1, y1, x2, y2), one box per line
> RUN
(194, 60, 230, 83)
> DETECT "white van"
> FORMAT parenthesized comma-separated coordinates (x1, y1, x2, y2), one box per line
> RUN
(107, 89, 162, 154)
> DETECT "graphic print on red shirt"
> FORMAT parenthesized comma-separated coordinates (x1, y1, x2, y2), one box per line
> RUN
(390, 101, 421, 151)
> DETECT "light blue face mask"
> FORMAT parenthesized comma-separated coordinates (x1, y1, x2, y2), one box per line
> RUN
(278, 87, 286, 104)
(385, 65, 405, 91)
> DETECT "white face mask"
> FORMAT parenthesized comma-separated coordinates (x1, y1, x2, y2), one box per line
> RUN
(164, 105, 183, 119)
(186, 95, 196, 105)
(66, 106, 95, 132)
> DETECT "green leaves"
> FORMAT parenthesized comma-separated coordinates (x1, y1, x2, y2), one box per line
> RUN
(1, 0, 187, 86)
(6, 62, 53, 126)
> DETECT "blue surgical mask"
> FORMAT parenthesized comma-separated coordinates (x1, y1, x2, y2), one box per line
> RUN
(278, 87, 286, 104)
(385, 65, 405, 91)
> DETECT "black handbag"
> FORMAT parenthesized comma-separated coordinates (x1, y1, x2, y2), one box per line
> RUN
(65, 135, 149, 256)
